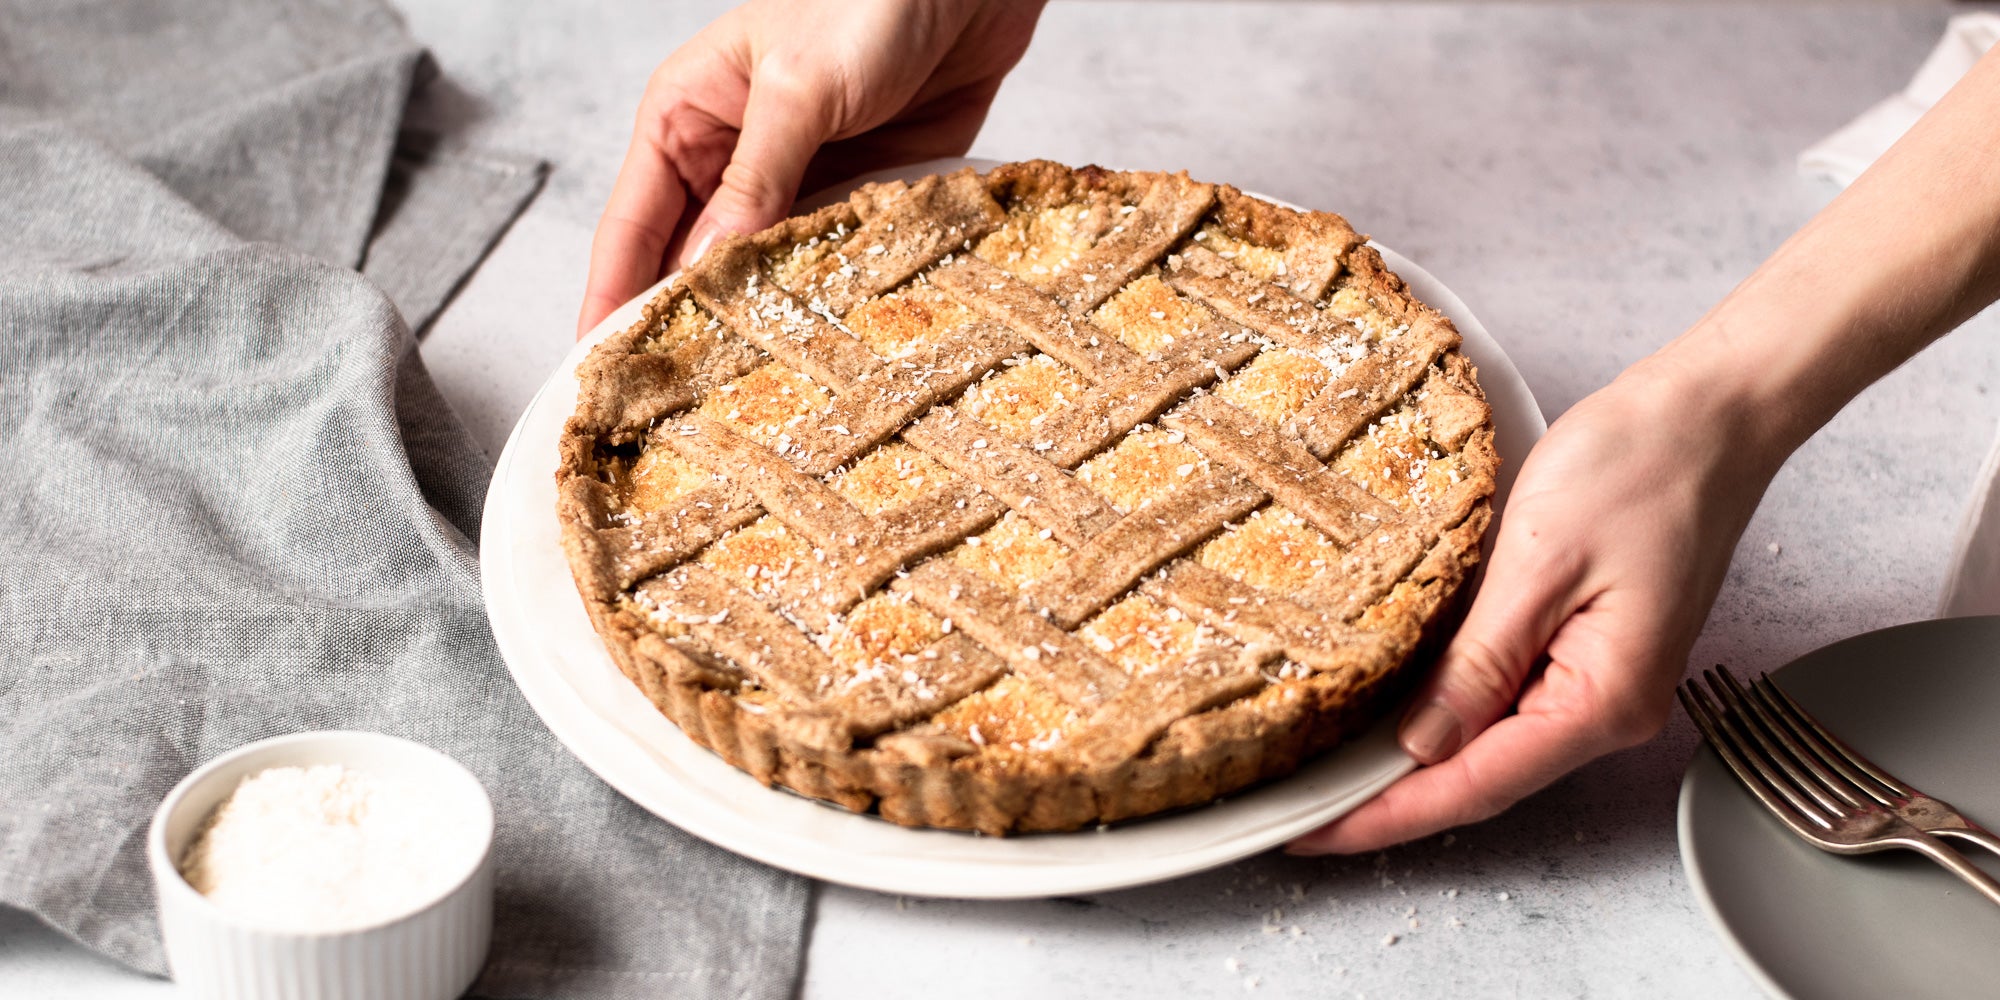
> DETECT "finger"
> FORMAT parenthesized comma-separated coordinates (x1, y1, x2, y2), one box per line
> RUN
(1285, 698, 1604, 855)
(675, 65, 833, 271)
(579, 135, 690, 338)
(1398, 516, 1586, 764)
(799, 79, 1003, 196)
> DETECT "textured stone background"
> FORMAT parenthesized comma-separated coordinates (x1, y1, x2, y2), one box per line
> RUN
(8, 3, 1997, 997)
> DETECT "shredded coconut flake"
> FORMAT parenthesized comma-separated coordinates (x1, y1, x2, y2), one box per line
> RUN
(176, 765, 477, 932)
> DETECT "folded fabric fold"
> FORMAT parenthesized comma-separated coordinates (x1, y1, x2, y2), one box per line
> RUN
(1939, 430, 2000, 618)
(0, 2, 808, 998)
(1797, 13, 2000, 188)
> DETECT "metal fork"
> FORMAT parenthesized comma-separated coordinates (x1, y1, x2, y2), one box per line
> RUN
(1679, 666, 2000, 907)
(1745, 670, 2000, 859)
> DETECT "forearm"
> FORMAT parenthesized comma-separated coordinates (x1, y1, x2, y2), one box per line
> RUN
(1304, 39, 2000, 856)
(1646, 45, 2000, 466)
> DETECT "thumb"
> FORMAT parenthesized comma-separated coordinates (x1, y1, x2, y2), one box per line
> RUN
(676, 68, 834, 271)
(1400, 521, 1582, 764)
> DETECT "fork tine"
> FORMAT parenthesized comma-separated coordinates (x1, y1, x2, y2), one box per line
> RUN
(1712, 668, 1869, 810)
(1753, 673, 1916, 800)
(1679, 679, 1832, 833)
(1700, 668, 1845, 815)
(1685, 679, 2000, 910)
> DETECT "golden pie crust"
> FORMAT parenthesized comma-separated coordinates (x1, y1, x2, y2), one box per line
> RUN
(557, 161, 1498, 835)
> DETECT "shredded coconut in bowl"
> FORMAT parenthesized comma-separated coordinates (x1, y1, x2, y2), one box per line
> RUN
(177, 764, 477, 932)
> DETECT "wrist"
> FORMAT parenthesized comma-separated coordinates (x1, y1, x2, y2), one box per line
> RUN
(1612, 324, 1809, 484)
(1636, 245, 1893, 473)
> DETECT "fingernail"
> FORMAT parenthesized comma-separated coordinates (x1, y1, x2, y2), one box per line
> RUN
(682, 221, 720, 269)
(1400, 701, 1463, 763)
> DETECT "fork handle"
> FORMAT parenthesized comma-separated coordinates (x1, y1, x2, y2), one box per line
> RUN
(1910, 835, 2000, 908)
(1933, 827, 2000, 862)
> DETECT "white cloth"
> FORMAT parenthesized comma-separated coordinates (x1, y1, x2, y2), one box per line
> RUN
(1941, 433, 2000, 617)
(0, 2, 808, 995)
(1797, 13, 2000, 188)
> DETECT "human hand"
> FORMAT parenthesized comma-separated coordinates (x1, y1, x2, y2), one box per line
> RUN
(1292, 40, 2000, 854)
(578, 0, 1045, 337)
(1288, 356, 1783, 854)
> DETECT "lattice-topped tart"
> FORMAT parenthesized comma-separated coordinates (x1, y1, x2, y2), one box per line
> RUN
(557, 161, 1497, 835)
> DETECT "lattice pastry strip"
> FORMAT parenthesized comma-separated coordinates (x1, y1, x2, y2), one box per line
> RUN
(931, 255, 1145, 384)
(1043, 171, 1217, 313)
(788, 170, 1007, 317)
(895, 560, 1127, 711)
(558, 161, 1500, 835)
(901, 407, 1124, 546)
(1163, 393, 1397, 547)
(903, 397, 1404, 679)
(1020, 466, 1267, 629)
(1163, 243, 1461, 459)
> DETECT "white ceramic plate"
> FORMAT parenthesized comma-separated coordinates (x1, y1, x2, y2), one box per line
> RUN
(1679, 617, 2000, 998)
(478, 159, 1546, 899)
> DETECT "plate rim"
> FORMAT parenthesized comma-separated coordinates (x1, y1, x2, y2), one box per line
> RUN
(1679, 734, 1801, 1000)
(478, 158, 1546, 898)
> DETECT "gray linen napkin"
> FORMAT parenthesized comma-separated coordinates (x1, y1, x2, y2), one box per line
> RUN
(0, 3, 808, 998)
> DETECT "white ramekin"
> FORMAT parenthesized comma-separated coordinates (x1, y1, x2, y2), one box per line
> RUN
(148, 731, 495, 1000)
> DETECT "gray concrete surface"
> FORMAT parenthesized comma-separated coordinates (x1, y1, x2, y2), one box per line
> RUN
(8, 3, 1993, 997)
